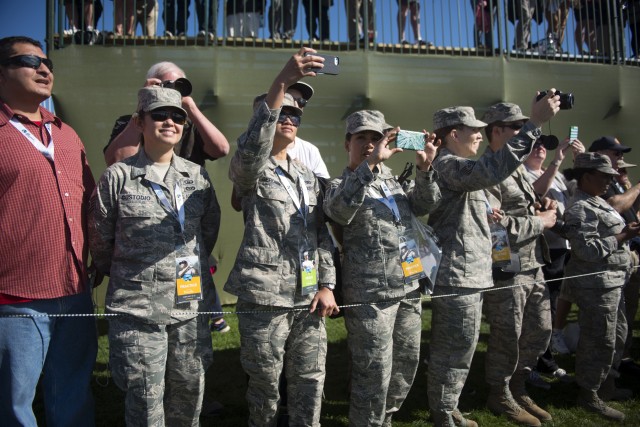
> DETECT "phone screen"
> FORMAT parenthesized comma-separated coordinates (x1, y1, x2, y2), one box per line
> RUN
(396, 130, 425, 151)
(569, 126, 578, 143)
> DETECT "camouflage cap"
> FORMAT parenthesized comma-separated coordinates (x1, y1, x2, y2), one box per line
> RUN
(137, 86, 187, 115)
(481, 102, 529, 124)
(281, 92, 303, 116)
(433, 106, 487, 131)
(252, 92, 303, 115)
(345, 110, 387, 136)
(574, 153, 619, 175)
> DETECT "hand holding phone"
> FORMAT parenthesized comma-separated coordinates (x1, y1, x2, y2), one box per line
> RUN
(303, 53, 340, 75)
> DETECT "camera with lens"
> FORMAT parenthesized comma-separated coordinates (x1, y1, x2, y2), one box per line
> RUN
(536, 90, 574, 110)
(537, 134, 559, 150)
(159, 77, 192, 97)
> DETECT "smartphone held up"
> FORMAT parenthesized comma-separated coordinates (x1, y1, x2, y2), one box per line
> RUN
(396, 130, 426, 151)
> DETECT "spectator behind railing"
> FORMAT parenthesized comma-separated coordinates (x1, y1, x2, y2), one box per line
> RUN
(53, 0, 639, 61)
(226, 0, 265, 37)
(302, 0, 332, 41)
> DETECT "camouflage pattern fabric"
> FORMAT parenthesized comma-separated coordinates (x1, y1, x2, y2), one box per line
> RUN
(563, 189, 631, 288)
(484, 269, 551, 387)
(324, 161, 441, 303)
(572, 286, 626, 391)
(344, 290, 422, 426)
(481, 102, 529, 124)
(236, 300, 327, 427)
(108, 315, 213, 426)
(427, 120, 541, 419)
(226, 101, 334, 426)
(89, 149, 221, 325)
(225, 102, 336, 307)
(432, 106, 487, 130)
(427, 287, 483, 416)
(428, 121, 541, 290)
(484, 164, 551, 387)
(563, 188, 630, 391)
(485, 164, 550, 271)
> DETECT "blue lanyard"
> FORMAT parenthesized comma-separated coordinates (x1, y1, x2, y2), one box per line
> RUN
(150, 181, 185, 234)
(275, 166, 309, 228)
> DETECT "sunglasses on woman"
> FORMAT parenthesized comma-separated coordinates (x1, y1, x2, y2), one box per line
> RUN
(0, 55, 54, 72)
(148, 110, 187, 125)
(277, 113, 301, 127)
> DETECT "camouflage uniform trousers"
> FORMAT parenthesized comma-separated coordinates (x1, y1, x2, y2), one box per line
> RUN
(108, 315, 213, 427)
(236, 300, 327, 427)
(427, 286, 483, 417)
(344, 289, 422, 427)
(572, 285, 628, 391)
(484, 268, 551, 386)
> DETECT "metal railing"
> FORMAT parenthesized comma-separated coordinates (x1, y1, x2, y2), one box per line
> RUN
(47, 0, 640, 65)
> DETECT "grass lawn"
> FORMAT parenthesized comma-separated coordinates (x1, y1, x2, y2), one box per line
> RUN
(87, 300, 640, 426)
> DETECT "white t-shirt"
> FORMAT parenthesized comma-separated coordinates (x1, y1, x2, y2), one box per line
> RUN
(287, 137, 330, 179)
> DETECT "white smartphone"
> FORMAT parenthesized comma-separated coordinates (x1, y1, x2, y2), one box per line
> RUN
(569, 126, 578, 144)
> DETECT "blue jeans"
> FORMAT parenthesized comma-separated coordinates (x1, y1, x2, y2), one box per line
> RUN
(0, 291, 97, 427)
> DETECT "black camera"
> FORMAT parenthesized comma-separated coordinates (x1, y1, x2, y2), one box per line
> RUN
(536, 90, 574, 110)
(537, 134, 559, 150)
(160, 77, 192, 97)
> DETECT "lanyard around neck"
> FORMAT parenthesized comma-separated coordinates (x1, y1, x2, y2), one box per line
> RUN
(10, 117, 54, 161)
(150, 181, 186, 234)
(377, 181, 402, 223)
(275, 166, 309, 228)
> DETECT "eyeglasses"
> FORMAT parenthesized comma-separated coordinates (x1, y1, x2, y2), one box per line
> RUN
(501, 123, 524, 130)
(277, 113, 301, 127)
(0, 55, 53, 72)
(149, 110, 187, 125)
(293, 97, 308, 108)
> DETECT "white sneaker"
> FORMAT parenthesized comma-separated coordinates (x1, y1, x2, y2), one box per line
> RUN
(548, 368, 573, 383)
(550, 330, 570, 354)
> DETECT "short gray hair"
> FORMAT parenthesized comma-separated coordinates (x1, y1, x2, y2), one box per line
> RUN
(146, 61, 186, 80)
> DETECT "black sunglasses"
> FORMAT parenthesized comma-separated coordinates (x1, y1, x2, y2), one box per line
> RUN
(0, 55, 53, 72)
(277, 112, 301, 127)
(293, 97, 308, 108)
(148, 110, 187, 125)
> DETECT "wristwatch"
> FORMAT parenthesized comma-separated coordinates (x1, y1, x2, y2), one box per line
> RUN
(320, 283, 336, 291)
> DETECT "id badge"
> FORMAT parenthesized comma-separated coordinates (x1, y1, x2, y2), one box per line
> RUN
(300, 246, 319, 296)
(490, 222, 512, 267)
(175, 254, 203, 303)
(399, 230, 426, 284)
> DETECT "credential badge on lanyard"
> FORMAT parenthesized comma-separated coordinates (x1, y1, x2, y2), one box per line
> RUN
(151, 181, 203, 302)
(10, 118, 54, 161)
(275, 167, 318, 295)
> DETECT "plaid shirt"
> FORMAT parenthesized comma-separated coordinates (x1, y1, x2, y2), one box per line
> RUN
(0, 102, 95, 300)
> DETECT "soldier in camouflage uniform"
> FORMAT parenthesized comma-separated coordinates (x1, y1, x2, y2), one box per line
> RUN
(224, 48, 338, 427)
(426, 93, 560, 427)
(562, 153, 639, 422)
(482, 102, 557, 426)
(89, 86, 221, 426)
(323, 110, 441, 427)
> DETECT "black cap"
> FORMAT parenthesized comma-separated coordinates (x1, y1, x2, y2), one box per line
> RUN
(588, 136, 631, 153)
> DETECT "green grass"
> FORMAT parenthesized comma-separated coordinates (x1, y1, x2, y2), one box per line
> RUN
(83, 302, 640, 426)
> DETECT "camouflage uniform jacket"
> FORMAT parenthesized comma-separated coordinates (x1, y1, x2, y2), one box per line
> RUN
(89, 150, 220, 324)
(563, 189, 630, 289)
(486, 164, 549, 274)
(428, 122, 540, 289)
(225, 103, 335, 308)
(323, 161, 440, 303)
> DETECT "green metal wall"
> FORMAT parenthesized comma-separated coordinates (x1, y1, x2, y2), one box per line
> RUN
(49, 45, 640, 304)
